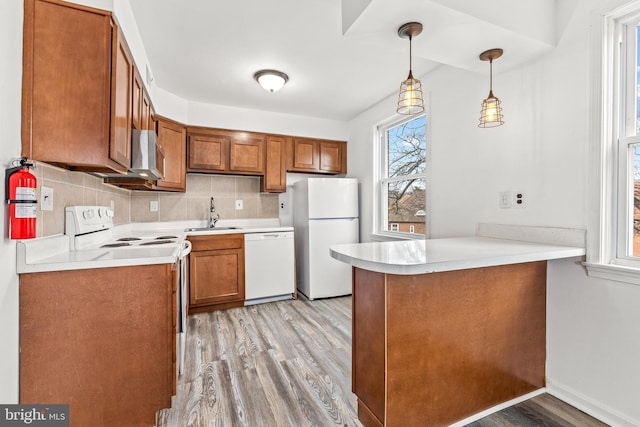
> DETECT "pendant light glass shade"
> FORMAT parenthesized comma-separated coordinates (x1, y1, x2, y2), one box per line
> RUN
(397, 22, 424, 115)
(478, 49, 504, 128)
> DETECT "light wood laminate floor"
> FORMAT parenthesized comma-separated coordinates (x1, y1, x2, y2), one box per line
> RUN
(157, 297, 608, 427)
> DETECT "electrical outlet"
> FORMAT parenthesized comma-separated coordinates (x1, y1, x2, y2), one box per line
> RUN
(514, 192, 526, 209)
(235, 199, 243, 210)
(150, 200, 159, 212)
(41, 186, 53, 211)
(280, 202, 285, 210)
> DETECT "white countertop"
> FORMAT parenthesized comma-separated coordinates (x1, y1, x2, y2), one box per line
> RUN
(330, 229, 586, 275)
(16, 219, 293, 274)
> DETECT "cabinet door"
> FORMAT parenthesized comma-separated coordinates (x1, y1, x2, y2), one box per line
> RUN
(319, 141, 343, 173)
(262, 136, 287, 192)
(132, 70, 143, 129)
(154, 118, 186, 191)
(229, 136, 265, 173)
(22, 0, 125, 173)
(141, 93, 151, 131)
(20, 264, 174, 427)
(110, 27, 133, 169)
(189, 248, 245, 306)
(188, 134, 229, 172)
(291, 138, 318, 171)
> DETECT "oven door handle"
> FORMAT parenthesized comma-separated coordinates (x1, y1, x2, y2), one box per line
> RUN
(179, 240, 192, 258)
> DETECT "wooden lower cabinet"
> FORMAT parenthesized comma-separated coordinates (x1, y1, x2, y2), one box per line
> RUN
(188, 233, 245, 313)
(19, 264, 176, 427)
(352, 262, 547, 427)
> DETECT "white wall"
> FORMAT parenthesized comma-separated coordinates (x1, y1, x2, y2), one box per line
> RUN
(0, 0, 23, 403)
(347, 0, 640, 424)
(187, 100, 348, 140)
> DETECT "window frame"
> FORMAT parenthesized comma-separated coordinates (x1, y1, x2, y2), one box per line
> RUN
(373, 112, 429, 240)
(586, 1, 640, 284)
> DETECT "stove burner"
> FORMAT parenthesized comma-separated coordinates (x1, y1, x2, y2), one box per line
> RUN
(139, 239, 175, 246)
(117, 237, 142, 241)
(155, 236, 178, 240)
(100, 242, 132, 248)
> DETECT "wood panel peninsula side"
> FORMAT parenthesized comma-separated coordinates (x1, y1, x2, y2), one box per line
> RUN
(329, 225, 586, 427)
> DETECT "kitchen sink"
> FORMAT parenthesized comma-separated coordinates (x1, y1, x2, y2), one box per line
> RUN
(184, 226, 241, 232)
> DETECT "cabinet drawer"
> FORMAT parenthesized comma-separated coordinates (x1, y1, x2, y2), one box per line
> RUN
(188, 234, 244, 251)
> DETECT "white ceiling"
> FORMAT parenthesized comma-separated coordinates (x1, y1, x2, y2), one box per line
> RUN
(129, 0, 557, 121)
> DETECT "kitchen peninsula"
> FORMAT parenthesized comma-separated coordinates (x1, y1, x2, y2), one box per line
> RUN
(329, 224, 586, 427)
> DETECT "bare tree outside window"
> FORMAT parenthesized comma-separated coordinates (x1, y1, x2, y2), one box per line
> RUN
(381, 115, 427, 235)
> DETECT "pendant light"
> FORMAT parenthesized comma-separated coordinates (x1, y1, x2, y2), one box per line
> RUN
(254, 69, 289, 93)
(478, 48, 504, 128)
(397, 22, 424, 115)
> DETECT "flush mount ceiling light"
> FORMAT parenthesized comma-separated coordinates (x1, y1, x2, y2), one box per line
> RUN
(397, 22, 424, 115)
(478, 48, 504, 128)
(254, 69, 289, 93)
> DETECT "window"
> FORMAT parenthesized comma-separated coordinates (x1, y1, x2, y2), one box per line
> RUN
(617, 21, 640, 262)
(376, 114, 427, 238)
(586, 2, 640, 284)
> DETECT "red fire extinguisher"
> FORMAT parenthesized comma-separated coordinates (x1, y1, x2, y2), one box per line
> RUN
(6, 158, 38, 240)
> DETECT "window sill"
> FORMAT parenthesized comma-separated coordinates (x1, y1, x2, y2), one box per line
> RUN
(583, 261, 640, 286)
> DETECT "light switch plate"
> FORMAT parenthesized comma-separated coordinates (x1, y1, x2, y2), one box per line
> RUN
(499, 191, 512, 209)
(235, 199, 243, 210)
(150, 200, 159, 212)
(41, 186, 53, 211)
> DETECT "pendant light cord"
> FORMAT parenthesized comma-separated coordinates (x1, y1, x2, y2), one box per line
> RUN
(409, 35, 413, 76)
(489, 58, 493, 93)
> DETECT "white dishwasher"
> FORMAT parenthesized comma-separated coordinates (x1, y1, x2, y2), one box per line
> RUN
(244, 231, 296, 305)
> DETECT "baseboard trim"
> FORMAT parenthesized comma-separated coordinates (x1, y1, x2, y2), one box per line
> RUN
(546, 378, 639, 427)
(448, 388, 546, 427)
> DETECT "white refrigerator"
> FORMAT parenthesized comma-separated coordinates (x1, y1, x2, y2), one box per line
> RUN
(293, 177, 359, 299)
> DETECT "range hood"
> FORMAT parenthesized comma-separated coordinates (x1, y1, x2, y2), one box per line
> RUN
(97, 130, 164, 180)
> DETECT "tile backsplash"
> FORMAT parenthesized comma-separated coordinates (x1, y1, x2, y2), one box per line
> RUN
(34, 162, 130, 237)
(130, 174, 279, 222)
(33, 162, 279, 237)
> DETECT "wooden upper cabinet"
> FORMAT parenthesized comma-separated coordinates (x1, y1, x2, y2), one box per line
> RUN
(288, 137, 347, 174)
(262, 136, 287, 193)
(229, 135, 265, 174)
(188, 133, 229, 172)
(291, 138, 318, 171)
(141, 92, 151, 131)
(187, 128, 265, 175)
(22, 0, 129, 173)
(154, 117, 187, 192)
(110, 27, 133, 168)
(319, 140, 344, 173)
(132, 70, 143, 130)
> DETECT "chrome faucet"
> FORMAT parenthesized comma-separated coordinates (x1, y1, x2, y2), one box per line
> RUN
(208, 197, 220, 228)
